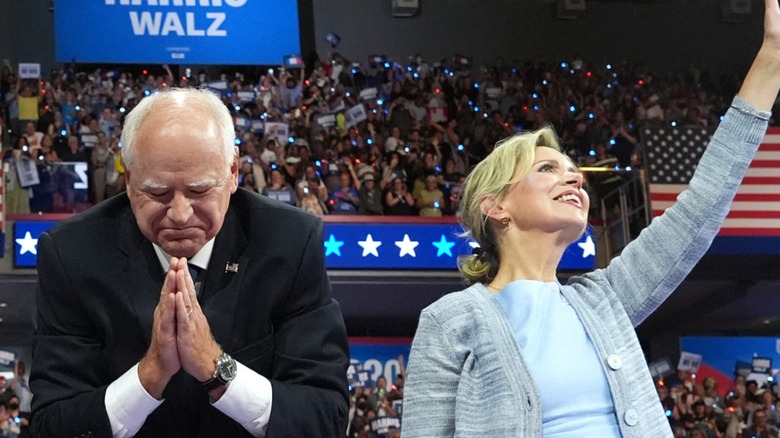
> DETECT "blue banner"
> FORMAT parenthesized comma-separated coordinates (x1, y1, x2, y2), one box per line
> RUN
(12, 219, 596, 271)
(54, 0, 301, 64)
(349, 339, 411, 389)
(14, 221, 58, 269)
(323, 223, 596, 271)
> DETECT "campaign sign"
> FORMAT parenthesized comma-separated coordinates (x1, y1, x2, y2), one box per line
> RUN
(18, 63, 41, 79)
(648, 357, 674, 379)
(678, 351, 702, 372)
(324, 223, 596, 270)
(14, 221, 58, 268)
(264, 122, 289, 147)
(0, 350, 15, 367)
(316, 114, 336, 128)
(753, 357, 772, 374)
(349, 338, 410, 390)
(16, 159, 40, 188)
(370, 417, 401, 436)
(54, 0, 301, 64)
(345, 104, 368, 128)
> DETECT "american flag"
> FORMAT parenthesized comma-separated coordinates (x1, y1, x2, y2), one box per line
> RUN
(645, 126, 780, 236)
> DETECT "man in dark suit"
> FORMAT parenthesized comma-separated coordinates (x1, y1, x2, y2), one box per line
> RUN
(30, 88, 350, 437)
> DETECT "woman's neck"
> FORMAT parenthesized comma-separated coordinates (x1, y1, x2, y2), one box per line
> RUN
(488, 230, 569, 290)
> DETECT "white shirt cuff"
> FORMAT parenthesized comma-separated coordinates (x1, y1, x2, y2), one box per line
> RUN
(104, 363, 164, 438)
(212, 361, 273, 437)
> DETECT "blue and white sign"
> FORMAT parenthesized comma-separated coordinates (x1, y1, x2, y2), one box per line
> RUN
(54, 0, 302, 64)
(13, 220, 597, 271)
(323, 223, 596, 271)
(349, 339, 410, 389)
(14, 221, 58, 269)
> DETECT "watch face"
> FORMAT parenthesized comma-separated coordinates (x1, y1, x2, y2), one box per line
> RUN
(217, 354, 237, 382)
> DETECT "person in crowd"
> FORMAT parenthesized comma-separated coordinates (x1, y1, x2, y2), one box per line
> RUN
(329, 171, 360, 214)
(30, 88, 350, 437)
(745, 408, 779, 438)
(15, 81, 42, 126)
(401, 1, 780, 435)
(61, 135, 87, 162)
(22, 121, 44, 159)
(90, 131, 113, 203)
(358, 172, 383, 215)
(0, 399, 20, 438)
(4, 137, 32, 215)
(384, 176, 416, 216)
(7, 361, 31, 438)
(415, 173, 445, 217)
(261, 167, 297, 207)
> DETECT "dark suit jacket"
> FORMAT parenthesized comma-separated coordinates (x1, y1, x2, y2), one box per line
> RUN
(30, 189, 350, 438)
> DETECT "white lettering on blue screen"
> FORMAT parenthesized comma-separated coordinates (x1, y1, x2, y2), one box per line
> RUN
(129, 11, 227, 36)
(105, 0, 247, 7)
(106, 0, 244, 36)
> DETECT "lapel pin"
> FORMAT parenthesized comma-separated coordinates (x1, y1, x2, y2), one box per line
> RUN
(225, 262, 239, 273)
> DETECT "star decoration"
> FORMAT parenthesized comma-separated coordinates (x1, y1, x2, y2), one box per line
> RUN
(432, 234, 455, 257)
(357, 234, 382, 257)
(16, 232, 38, 256)
(578, 235, 596, 258)
(395, 234, 419, 257)
(324, 234, 345, 257)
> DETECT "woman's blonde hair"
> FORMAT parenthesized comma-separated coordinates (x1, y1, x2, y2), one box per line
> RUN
(457, 127, 562, 284)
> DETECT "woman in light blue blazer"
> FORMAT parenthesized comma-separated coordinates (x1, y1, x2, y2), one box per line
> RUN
(402, 1, 780, 436)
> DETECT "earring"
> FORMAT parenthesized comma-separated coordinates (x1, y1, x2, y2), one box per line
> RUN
(501, 217, 510, 226)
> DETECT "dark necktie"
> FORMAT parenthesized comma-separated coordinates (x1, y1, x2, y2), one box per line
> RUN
(188, 264, 203, 295)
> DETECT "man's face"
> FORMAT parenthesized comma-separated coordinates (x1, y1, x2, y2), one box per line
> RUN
(126, 109, 238, 258)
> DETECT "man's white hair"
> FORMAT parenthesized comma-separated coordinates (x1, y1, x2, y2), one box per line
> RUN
(121, 88, 236, 171)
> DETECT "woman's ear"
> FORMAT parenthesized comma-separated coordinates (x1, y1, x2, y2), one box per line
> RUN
(480, 195, 506, 223)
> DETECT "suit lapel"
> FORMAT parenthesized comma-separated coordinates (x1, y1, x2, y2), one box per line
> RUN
(118, 210, 165, 345)
(199, 201, 249, 351)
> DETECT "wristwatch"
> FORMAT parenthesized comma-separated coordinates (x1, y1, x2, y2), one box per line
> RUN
(201, 352, 237, 392)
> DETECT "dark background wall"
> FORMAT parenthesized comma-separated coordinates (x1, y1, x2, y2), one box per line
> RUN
(0, 0, 764, 77)
(311, 0, 762, 75)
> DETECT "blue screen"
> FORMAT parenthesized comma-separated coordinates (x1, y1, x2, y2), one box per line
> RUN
(54, 0, 301, 64)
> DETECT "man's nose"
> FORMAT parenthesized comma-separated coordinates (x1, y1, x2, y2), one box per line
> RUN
(167, 193, 193, 224)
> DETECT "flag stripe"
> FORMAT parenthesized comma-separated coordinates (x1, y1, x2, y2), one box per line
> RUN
(747, 160, 780, 168)
(645, 126, 780, 237)
(726, 211, 780, 218)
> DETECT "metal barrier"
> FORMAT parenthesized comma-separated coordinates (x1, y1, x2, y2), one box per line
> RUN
(592, 170, 650, 260)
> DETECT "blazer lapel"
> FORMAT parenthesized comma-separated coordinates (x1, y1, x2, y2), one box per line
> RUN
(118, 211, 165, 345)
(199, 202, 249, 351)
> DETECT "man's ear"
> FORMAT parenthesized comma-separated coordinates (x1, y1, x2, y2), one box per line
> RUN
(229, 147, 239, 193)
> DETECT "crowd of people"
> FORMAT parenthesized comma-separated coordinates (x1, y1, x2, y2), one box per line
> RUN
(0, 361, 31, 438)
(348, 374, 405, 438)
(659, 371, 780, 438)
(0, 51, 759, 217)
(344, 364, 780, 438)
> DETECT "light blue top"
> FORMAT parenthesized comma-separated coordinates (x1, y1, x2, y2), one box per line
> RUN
(493, 280, 620, 437)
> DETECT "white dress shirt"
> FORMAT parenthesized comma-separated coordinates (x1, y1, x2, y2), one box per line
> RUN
(104, 239, 273, 437)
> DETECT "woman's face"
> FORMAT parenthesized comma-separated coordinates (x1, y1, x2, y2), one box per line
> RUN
(270, 170, 283, 185)
(498, 147, 589, 240)
(425, 176, 438, 190)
